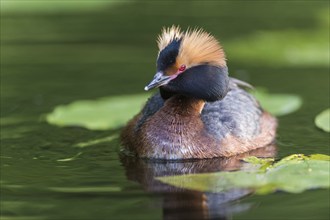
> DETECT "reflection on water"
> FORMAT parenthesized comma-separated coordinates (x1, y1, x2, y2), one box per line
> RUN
(121, 145, 276, 219)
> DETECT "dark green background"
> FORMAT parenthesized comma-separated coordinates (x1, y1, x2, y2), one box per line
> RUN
(1, 1, 329, 219)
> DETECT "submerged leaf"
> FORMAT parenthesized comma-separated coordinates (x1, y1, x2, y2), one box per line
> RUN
(46, 94, 150, 130)
(49, 186, 121, 193)
(57, 152, 83, 162)
(74, 134, 119, 148)
(243, 156, 274, 171)
(156, 154, 330, 195)
(243, 156, 274, 165)
(315, 109, 330, 132)
(251, 88, 302, 116)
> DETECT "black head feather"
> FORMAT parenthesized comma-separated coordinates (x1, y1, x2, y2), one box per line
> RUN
(160, 65, 229, 102)
(157, 39, 182, 71)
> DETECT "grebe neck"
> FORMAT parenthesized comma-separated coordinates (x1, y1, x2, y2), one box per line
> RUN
(162, 95, 205, 116)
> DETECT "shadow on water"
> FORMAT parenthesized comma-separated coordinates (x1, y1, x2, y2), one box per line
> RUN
(120, 145, 277, 219)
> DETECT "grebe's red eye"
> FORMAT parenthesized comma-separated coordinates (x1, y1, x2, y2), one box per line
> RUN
(178, 64, 186, 72)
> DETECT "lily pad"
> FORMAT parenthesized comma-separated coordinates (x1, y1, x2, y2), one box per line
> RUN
(251, 88, 302, 116)
(315, 108, 330, 132)
(46, 94, 150, 130)
(156, 154, 330, 195)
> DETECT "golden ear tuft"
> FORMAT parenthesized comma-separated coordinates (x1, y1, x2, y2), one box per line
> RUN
(157, 25, 183, 51)
(179, 27, 226, 67)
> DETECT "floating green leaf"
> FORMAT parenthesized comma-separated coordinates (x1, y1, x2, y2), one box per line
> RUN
(315, 109, 330, 132)
(156, 154, 330, 195)
(46, 94, 150, 130)
(251, 88, 302, 116)
(309, 154, 330, 161)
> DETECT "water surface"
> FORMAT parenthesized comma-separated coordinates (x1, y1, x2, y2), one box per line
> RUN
(1, 1, 329, 219)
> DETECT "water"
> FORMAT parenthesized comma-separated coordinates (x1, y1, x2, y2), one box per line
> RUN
(1, 1, 329, 219)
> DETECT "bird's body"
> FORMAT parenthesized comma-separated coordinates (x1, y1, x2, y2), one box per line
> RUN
(121, 26, 277, 160)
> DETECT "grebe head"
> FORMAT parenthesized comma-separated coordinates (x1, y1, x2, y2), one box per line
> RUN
(144, 25, 230, 102)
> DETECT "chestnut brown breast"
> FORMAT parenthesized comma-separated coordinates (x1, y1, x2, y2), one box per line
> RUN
(121, 88, 277, 160)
